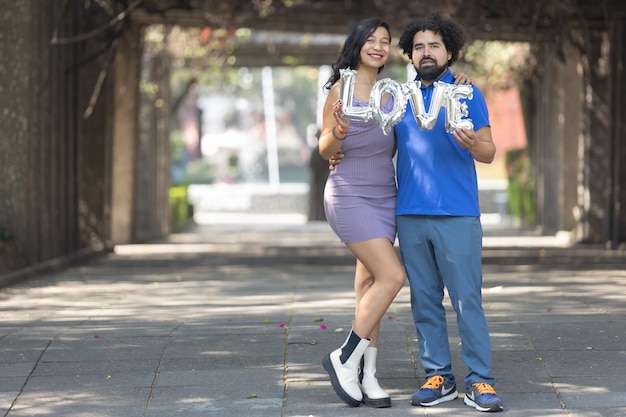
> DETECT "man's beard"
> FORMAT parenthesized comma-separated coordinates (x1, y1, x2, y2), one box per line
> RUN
(417, 59, 448, 81)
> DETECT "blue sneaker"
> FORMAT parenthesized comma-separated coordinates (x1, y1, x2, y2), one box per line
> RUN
(411, 374, 458, 406)
(464, 382, 503, 412)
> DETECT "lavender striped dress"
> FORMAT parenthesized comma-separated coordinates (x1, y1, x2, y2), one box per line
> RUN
(324, 97, 397, 243)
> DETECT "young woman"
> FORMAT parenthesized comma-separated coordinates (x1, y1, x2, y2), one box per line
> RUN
(319, 18, 404, 409)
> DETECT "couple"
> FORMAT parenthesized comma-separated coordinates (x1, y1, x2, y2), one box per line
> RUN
(318, 14, 503, 413)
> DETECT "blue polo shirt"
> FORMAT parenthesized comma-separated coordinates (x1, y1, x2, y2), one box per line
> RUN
(395, 69, 490, 216)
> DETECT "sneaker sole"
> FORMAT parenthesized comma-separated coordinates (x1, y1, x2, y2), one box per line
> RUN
(412, 390, 458, 407)
(322, 354, 361, 407)
(464, 395, 503, 412)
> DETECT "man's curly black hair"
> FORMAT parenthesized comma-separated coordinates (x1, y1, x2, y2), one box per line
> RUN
(398, 13, 465, 66)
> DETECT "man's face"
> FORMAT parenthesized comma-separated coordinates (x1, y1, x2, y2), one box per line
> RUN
(411, 30, 452, 82)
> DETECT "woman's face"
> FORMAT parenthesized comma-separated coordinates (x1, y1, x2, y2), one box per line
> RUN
(358, 26, 390, 69)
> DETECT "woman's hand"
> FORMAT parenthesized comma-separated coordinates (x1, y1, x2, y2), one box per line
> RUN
(453, 72, 472, 85)
(332, 100, 350, 133)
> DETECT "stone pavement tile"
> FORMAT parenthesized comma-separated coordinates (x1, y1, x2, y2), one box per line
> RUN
(144, 385, 264, 417)
(171, 322, 277, 335)
(39, 336, 167, 362)
(22, 373, 155, 390)
(554, 376, 626, 417)
(0, 392, 18, 415)
(489, 350, 555, 393)
(538, 350, 626, 377)
(0, 334, 61, 364)
(559, 408, 626, 417)
(555, 376, 626, 395)
(582, 411, 626, 417)
(163, 330, 287, 369)
(0, 376, 23, 394)
(32, 359, 159, 376)
(156, 366, 283, 395)
(6, 387, 150, 417)
(0, 363, 34, 379)
(490, 392, 568, 416)
(516, 320, 625, 351)
(489, 323, 536, 351)
(148, 369, 283, 416)
(59, 322, 181, 338)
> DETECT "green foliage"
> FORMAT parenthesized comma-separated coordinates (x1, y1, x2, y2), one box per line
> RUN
(506, 149, 535, 225)
(457, 41, 533, 91)
(169, 187, 192, 229)
(170, 130, 185, 167)
(142, 25, 254, 105)
(228, 153, 239, 168)
(182, 160, 217, 185)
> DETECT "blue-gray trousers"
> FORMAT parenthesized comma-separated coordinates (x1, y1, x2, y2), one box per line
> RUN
(397, 215, 495, 387)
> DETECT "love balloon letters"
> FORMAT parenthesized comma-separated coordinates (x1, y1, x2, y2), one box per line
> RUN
(339, 68, 474, 135)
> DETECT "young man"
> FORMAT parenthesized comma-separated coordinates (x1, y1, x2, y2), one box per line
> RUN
(394, 14, 503, 412)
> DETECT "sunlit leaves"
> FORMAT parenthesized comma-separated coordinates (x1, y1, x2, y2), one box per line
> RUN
(142, 24, 253, 98)
(459, 41, 533, 90)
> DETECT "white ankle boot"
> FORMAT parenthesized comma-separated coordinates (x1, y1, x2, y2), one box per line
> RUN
(359, 346, 391, 407)
(322, 330, 370, 407)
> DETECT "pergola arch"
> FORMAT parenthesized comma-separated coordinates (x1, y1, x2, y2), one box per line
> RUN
(1, 0, 625, 277)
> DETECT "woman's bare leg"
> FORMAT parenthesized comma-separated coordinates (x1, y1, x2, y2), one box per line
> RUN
(347, 238, 405, 342)
(354, 259, 380, 347)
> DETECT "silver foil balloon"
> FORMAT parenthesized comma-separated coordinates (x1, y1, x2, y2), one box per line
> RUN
(369, 78, 406, 135)
(339, 68, 372, 121)
(405, 81, 445, 130)
(444, 84, 474, 132)
(404, 81, 474, 132)
(339, 71, 474, 134)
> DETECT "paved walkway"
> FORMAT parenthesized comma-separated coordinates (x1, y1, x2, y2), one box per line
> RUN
(0, 218, 625, 416)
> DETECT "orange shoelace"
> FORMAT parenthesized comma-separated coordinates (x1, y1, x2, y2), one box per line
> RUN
(421, 375, 445, 389)
(471, 382, 496, 395)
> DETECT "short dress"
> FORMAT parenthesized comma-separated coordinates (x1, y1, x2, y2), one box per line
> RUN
(323, 97, 397, 244)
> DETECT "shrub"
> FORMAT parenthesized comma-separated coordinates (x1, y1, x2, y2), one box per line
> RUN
(169, 187, 192, 229)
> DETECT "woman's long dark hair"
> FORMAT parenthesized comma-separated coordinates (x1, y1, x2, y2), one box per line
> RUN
(324, 18, 391, 91)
